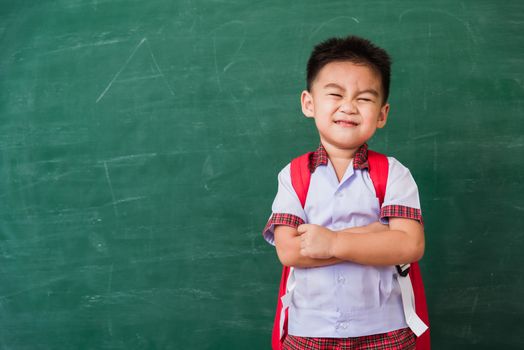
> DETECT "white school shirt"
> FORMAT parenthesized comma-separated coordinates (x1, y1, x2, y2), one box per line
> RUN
(263, 144, 423, 338)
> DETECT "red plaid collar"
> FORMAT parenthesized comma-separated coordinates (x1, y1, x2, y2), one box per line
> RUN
(309, 143, 369, 173)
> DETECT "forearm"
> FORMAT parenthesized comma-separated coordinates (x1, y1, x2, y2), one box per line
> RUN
(274, 225, 342, 268)
(280, 235, 342, 268)
(299, 218, 424, 266)
(339, 221, 389, 235)
(332, 229, 423, 266)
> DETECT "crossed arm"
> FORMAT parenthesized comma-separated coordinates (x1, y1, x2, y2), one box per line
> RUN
(274, 218, 425, 268)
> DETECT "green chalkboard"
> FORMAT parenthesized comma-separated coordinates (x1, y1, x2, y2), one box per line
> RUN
(1, 0, 523, 349)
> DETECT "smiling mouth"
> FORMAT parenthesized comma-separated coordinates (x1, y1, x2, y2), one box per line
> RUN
(335, 120, 359, 127)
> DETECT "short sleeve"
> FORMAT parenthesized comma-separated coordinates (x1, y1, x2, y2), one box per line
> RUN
(262, 164, 307, 245)
(379, 157, 423, 224)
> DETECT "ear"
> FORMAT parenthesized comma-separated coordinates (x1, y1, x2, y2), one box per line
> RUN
(377, 103, 390, 128)
(301, 90, 315, 118)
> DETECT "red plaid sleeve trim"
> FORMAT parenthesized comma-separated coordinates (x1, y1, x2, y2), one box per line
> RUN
(381, 205, 423, 224)
(263, 213, 305, 234)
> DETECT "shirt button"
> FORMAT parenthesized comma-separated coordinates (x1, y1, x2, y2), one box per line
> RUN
(338, 276, 346, 284)
(341, 322, 348, 329)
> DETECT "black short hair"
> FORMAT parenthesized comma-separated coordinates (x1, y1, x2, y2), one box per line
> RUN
(306, 36, 392, 103)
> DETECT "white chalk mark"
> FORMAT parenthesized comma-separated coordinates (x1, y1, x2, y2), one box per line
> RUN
(103, 161, 119, 217)
(117, 74, 164, 83)
(107, 319, 113, 337)
(223, 60, 238, 73)
(111, 196, 146, 205)
(174, 288, 219, 301)
(213, 36, 221, 92)
(412, 131, 440, 140)
(309, 16, 360, 40)
(147, 228, 153, 256)
(210, 20, 246, 34)
(146, 41, 175, 96)
(471, 293, 479, 314)
(42, 39, 124, 56)
(433, 136, 438, 187)
(96, 37, 147, 103)
(423, 87, 428, 111)
(107, 263, 114, 293)
(99, 152, 157, 163)
(210, 20, 247, 75)
(398, 8, 478, 44)
(0, 170, 78, 199)
(222, 32, 247, 73)
(0, 276, 66, 300)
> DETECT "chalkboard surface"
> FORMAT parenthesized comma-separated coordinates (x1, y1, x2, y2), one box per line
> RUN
(1, 0, 523, 349)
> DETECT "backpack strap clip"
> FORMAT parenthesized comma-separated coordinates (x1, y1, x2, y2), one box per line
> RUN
(396, 263, 411, 277)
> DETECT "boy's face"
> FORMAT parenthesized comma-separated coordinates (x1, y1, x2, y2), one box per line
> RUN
(301, 61, 389, 153)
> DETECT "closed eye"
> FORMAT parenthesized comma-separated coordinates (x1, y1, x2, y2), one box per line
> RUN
(329, 93, 342, 97)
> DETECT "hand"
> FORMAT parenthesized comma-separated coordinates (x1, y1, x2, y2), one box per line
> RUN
(297, 224, 338, 259)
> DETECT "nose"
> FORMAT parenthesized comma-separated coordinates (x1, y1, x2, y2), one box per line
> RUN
(339, 99, 357, 114)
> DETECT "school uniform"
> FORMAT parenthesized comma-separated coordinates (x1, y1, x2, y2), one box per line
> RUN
(263, 143, 423, 347)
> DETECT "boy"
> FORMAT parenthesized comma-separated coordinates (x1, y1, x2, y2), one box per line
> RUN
(263, 36, 426, 349)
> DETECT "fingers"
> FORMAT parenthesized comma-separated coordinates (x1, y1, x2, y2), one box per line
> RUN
(297, 224, 309, 235)
(299, 239, 307, 256)
(299, 230, 309, 256)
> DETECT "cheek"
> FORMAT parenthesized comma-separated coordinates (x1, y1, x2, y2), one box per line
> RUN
(362, 106, 382, 118)
(319, 105, 339, 119)
(315, 113, 333, 125)
(313, 118, 332, 134)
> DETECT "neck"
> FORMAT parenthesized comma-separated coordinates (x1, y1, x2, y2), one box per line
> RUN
(321, 142, 361, 182)
(321, 141, 360, 161)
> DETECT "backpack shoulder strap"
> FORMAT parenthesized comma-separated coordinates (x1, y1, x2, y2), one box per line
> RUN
(367, 150, 389, 205)
(271, 152, 312, 350)
(271, 266, 290, 350)
(290, 149, 388, 207)
(290, 152, 313, 207)
(367, 150, 430, 348)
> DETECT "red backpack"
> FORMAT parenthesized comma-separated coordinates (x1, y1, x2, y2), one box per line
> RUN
(271, 150, 430, 349)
